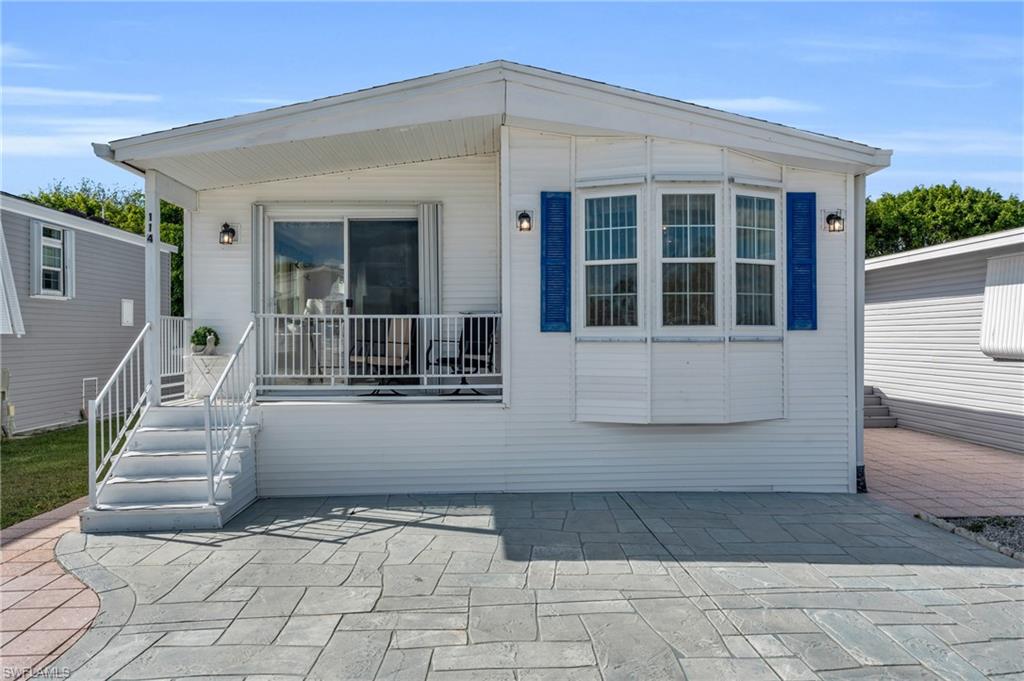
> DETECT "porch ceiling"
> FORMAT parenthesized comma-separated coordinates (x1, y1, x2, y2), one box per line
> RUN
(131, 115, 503, 191)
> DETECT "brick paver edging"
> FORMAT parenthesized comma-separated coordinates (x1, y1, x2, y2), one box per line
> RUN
(39, 533, 138, 677)
(915, 511, 1024, 563)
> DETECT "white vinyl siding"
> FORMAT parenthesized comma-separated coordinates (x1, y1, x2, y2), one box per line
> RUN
(232, 132, 854, 496)
(189, 154, 499, 350)
(866, 243, 1024, 452)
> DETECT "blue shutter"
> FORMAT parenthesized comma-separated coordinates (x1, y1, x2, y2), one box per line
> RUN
(540, 191, 571, 332)
(786, 192, 817, 330)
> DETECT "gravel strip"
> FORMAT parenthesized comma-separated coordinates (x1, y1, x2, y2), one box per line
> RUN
(945, 516, 1024, 555)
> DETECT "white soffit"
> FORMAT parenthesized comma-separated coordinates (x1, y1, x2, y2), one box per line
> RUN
(147, 115, 503, 191)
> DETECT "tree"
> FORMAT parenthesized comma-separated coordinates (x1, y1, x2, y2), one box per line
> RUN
(866, 183, 1024, 257)
(25, 180, 185, 315)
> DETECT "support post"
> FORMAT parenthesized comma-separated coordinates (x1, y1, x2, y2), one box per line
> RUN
(144, 171, 162, 406)
(854, 173, 867, 492)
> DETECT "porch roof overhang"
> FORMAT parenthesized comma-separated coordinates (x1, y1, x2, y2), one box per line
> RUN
(94, 61, 892, 193)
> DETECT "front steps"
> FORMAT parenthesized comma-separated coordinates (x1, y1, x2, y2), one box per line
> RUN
(80, 405, 258, 533)
(864, 386, 897, 428)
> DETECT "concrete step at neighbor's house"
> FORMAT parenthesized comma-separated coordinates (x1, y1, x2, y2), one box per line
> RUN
(864, 385, 875, 395)
(864, 394, 882, 406)
(864, 405, 891, 417)
(864, 415, 898, 428)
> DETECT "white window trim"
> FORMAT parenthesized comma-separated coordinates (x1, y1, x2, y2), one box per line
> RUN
(655, 186, 724, 335)
(731, 187, 783, 332)
(576, 185, 645, 335)
(31, 221, 74, 300)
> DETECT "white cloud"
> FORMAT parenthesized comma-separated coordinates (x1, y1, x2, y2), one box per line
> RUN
(1, 43, 60, 70)
(3, 117, 179, 157)
(3, 86, 160, 106)
(689, 96, 821, 114)
(865, 129, 1022, 157)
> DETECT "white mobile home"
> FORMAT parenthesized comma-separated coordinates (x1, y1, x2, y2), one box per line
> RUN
(0, 193, 174, 435)
(81, 62, 891, 531)
(865, 228, 1024, 452)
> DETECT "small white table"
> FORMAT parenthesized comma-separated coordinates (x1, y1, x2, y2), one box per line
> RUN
(185, 354, 231, 399)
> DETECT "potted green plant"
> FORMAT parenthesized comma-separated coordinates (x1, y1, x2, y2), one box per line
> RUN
(191, 326, 220, 355)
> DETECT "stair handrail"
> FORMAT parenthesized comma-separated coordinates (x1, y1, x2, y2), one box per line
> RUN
(204, 321, 257, 504)
(88, 322, 152, 507)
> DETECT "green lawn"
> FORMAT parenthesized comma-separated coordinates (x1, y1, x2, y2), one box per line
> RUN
(1, 424, 89, 528)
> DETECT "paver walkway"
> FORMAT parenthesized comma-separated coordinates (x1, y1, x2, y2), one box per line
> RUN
(865, 429, 1024, 517)
(0, 497, 98, 680)
(42, 492, 1023, 680)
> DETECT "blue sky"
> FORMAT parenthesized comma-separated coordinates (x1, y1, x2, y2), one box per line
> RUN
(2, 2, 1021, 199)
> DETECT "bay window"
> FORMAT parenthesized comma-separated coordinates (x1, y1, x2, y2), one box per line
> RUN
(661, 193, 716, 326)
(735, 194, 777, 326)
(584, 194, 638, 327)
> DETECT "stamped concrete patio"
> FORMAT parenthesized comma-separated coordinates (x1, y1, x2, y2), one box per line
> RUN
(47, 493, 1023, 680)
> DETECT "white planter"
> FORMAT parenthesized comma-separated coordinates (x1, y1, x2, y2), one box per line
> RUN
(185, 354, 231, 399)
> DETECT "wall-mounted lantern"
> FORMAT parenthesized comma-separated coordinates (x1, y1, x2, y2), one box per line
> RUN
(516, 210, 534, 233)
(219, 222, 237, 245)
(824, 210, 845, 233)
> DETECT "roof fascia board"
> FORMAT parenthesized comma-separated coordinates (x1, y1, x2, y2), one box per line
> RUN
(0, 195, 178, 253)
(110, 69, 508, 161)
(865, 227, 1024, 271)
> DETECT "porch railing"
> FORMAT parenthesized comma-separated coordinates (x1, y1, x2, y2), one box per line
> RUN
(88, 323, 151, 506)
(160, 315, 190, 401)
(256, 313, 501, 397)
(204, 321, 256, 503)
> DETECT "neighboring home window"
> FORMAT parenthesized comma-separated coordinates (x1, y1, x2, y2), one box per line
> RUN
(661, 193, 716, 326)
(31, 221, 75, 299)
(735, 194, 777, 326)
(584, 194, 638, 327)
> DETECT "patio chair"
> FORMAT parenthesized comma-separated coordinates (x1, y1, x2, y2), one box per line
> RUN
(349, 317, 415, 393)
(428, 316, 497, 395)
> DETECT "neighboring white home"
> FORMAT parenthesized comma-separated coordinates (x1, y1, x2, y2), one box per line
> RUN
(865, 228, 1024, 453)
(0, 193, 174, 435)
(80, 61, 892, 531)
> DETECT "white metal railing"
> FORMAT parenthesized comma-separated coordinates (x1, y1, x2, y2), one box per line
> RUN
(160, 315, 190, 401)
(88, 323, 152, 506)
(256, 313, 501, 397)
(204, 321, 256, 503)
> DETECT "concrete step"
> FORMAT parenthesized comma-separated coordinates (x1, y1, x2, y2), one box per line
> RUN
(863, 395, 882, 406)
(143, 406, 207, 428)
(863, 385, 875, 395)
(865, 415, 898, 428)
(130, 424, 256, 450)
(80, 503, 225, 532)
(98, 473, 237, 504)
(116, 447, 248, 476)
(864, 405, 890, 417)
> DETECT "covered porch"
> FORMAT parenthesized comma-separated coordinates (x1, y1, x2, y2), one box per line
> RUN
(106, 104, 509, 406)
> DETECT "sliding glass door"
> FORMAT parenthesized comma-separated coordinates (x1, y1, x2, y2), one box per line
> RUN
(347, 219, 419, 315)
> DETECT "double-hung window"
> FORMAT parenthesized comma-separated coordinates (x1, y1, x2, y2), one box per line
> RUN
(661, 193, 716, 326)
(735, 194, 777, 326)
(584, 194, 639, 327)
(31, 221, 74, 299)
